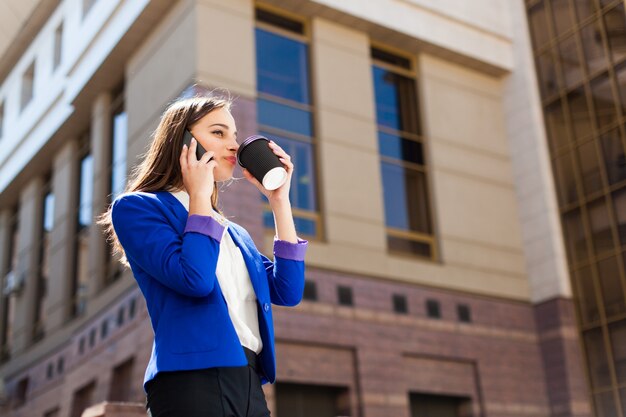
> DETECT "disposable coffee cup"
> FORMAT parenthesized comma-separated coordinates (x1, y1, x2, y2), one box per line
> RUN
(237, 135, 288, 191)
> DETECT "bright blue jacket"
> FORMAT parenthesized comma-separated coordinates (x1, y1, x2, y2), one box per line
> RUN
(110, 191, 308, 389)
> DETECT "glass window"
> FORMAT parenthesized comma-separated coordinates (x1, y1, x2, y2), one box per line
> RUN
(573, 266, 601, 324)
(588, 197, 616, 255)
(594, 390, 618, 417)
(0, 100, 4, 139)
(603, 4, 626, 64)
(536, 48, 561, 98)
(567, 88, 595, 142)
(551, 0, 577, 38)
(111, 108, 127, 200)
(21, 62, 35, 111)
(70, 381, 95, 417)
(109, 357, 134, 402)
(600, 128, 626, 185)
(581, 19, 609, 75)
(584, 327, 612, 388)
(255, 10, 319, 239)
(53, 23, 63, 70)
(616, 61, 626, 117)
(381, 163, 431, 234)
(590, 72, 619, 130)
(563, 209, 588, 265)
(373, 50, 433, 258)
(558, 34, 585, 89)
(545, 99, 571, 151)
(613, 188, 626, 247)
(528, 1, 551, 49)
(35, 186, 54, 341)
(596, 256, 626, 318)
(74, 141, 92, 317)
(1, 209, 19, 362)
(573, 0, 601, 23)
(576, 140, 604, 197)
(256, 29, 310, 104)
(552, 151, 579, 207)
(276, 383, 350, 417)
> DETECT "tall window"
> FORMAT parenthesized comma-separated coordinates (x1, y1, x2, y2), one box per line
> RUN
(20, 62, 35, 111)
(276, 383, 350, 417)
(53, 22, 63, 71)
(255, 8, 320, 238)
(105, 88, 127, 284)
(108, 357, 134, 402)
(34, 181, 54, 341)
(1, 208, 18, 362)
(73, 134, 93, 317)
(371, 47, 435, 259)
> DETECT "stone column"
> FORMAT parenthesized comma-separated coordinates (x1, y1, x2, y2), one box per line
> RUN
(310, 17, 385, 252)
(45, 139, 79, 332)
(11, 177, 44, 353)
(88, 92, 112, 299)
(503, 1, 591, 416)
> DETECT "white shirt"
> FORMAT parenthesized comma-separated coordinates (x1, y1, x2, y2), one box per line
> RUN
(169, 190, 263, 354)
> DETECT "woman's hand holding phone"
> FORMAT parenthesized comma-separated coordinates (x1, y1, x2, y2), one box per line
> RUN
(180, 136, 217, 209)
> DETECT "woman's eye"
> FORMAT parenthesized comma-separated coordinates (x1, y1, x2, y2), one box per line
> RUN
(212, 130, 224, 137)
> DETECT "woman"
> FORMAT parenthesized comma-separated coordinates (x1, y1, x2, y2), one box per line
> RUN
(99, 94, 308, 417)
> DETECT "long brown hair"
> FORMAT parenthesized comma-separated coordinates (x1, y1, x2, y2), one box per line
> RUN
(98, 94, 233, 267)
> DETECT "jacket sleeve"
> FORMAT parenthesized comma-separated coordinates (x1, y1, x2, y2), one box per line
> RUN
(262, 237, 308, 306)
(111, 193, 225, 297)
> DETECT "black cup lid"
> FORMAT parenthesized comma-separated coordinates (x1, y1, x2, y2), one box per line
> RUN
(237, 135, 269, 167)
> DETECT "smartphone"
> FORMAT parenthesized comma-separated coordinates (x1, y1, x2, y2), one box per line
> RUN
(182, 130, 210, 161)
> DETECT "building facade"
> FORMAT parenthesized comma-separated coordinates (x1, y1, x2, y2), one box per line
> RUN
(0, 0, 604, 416)
(525, 0, 626, 416)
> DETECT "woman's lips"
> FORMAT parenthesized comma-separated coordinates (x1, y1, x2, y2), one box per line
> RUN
(225, 156, 236, 165)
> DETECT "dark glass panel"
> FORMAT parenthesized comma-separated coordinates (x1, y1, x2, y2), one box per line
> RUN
(581, 19, 610, 75)
(573, 0, 601, 23)
(388, 236, 431, 257)
(372, 66, 420, 134)
(597, 256, 626, 317)
(588, 197, 616, 254)
(258, 99, 313, 137)
(537, 49, 561, 98)
(600, 128, 626, 185)
(609, 320, 626, 383)
(563, 209, 588, 264)
(603, 4, 626, 64)
(558, 34, 585, 89)
(545, 99, 571, 151)
(590, 73, 619, 130)
(256, 9, 304, 34)
(294, 217, 316, 236)
(613, 188, 626, 246)
(378, 131, 424, 165)
(381, 162, 431, 234)
(584, 327, 612, 388)
(567, 88, 595, 141)
(616, 61, 626, 116)
(577, 140, 604, 196)
(594, 391, 618, 417)
(574, 266, 601, 323)
(256, 28, 310, 104)
(551, 0, 577, 38)
(553, 151, 579, 206)
(372, 47, 411, 69)
(528, 1, 551, 49)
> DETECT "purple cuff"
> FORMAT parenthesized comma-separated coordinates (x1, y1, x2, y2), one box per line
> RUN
(184, 214, 226, 243)
(273, 236, 308, 261)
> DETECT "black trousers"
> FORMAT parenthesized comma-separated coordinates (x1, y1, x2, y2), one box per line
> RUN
(146, 348, 270, 417)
